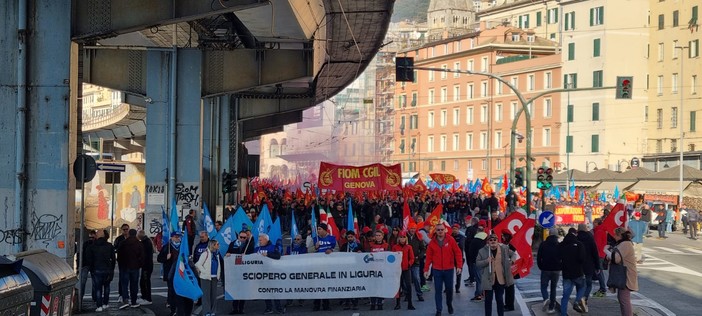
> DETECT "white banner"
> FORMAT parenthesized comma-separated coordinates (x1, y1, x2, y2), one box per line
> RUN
(224, 252, 402, 299)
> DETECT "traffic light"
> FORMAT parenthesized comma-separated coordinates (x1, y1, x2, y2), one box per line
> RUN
(396, 57, 415, 82)
(222, 170, 238, 193)
(536, 167, 545, 189)
(514, 167, 524, 187)
(544, 167, 554, 189)
(616, 76, 633, 99)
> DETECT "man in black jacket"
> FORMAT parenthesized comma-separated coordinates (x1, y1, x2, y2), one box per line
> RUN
(85, 229, 115, 312)
(468, 224, 487, 302)
(137, 230, 154, 306)
(463, 218, 479, 287)
(406, 222, 426, 301)
(450, 224, 466, 294)
(117, 229, 144, 309)
(559, 228, 587, 315)
(536, 228, 561, 313)
(576, 223, 601, 306)
(225, 229, 255, 314)
(157, 231, 183, 315)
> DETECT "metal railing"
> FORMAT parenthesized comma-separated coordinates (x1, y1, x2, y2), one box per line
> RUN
(81, 103, 131, 131)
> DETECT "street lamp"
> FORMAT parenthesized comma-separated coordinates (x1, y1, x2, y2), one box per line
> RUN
(586, 161, 598, 173)
(617, 159, 631, 172)
(675, 46, 688, 207)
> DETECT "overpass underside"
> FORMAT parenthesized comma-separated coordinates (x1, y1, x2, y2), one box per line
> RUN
(0, 0, 393, 259)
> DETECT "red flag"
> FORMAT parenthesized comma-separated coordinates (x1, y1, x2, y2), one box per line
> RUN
(502, 173, 508, 193)
(283, 190, 293, 202)
(510, 219, 535, 278)
(593, 224, 608, 258)
(402, 200, 414, 230)
(482, 177, 493, 194)
(600, 203, 628, 237)
(425, 204, 444, 236)
(492, 210, 528, 242)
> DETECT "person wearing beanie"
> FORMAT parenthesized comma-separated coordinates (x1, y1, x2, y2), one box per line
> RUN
(340, 230, 362, 310)
(477, 233, 515, 316)
(537, 227, 562, 313)
(391, 231, 416, 310)
(313, 223, 336, 311)
(369, 230, 389, 310)
(424, 223, 462, 316)
(559, 228, 587, 315)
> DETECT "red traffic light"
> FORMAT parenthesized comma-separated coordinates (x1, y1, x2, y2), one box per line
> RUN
(545, 168, 553, 175)
(537, 167, 545, 174)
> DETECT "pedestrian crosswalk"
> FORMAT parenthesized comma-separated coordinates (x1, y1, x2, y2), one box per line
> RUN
(643, 245, 702, 255)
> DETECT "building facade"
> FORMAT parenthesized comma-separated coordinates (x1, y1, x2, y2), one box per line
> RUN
(392, 24, 561, 182)
(477, 0, 563, 43)
(427, 0, 477, 40)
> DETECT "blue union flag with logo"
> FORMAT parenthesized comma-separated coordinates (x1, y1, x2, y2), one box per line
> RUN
(174, 228, 203, 300)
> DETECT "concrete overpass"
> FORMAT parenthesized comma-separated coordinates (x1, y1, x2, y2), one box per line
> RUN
(0, 0, 393, 259)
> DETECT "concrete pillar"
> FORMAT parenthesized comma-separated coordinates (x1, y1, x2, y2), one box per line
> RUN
(202, 95, 231, 221)
(0, 0, 75, 259)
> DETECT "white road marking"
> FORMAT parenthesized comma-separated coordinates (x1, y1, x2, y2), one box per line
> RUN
(683, 247, 702, 254)
(653, 247, 683, 254)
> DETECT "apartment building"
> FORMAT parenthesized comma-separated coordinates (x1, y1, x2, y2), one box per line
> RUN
(392, 24, 561, 181)
(559, 0, 649, 172)
(478, 0, 563, 43)
(644, 1, 702, 171)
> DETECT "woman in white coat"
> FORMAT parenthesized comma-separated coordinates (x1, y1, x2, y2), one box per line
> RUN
(195, 240, 222, 316)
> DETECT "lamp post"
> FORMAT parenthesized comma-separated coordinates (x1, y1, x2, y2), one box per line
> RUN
(586, 161, 598, 173)
(675, 46, 688, 207)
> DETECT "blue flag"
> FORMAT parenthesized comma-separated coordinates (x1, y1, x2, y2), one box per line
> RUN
(553, 187, 561, 200)
(170, 199, 180, 234)
(203, 202, 217, 239)
(600, 191, 607, 202)
(270, 218, 283, 253)
(613, 185, 620, 200)
(347, 198, 354, 233)
(569, 179, 576, 198)
(174, 225, 203, 300)
(213, 216, 235, 250)
(253, 204, 273, 247)
(310, 205, 318, 240)
(161, 206, 170, 249)
(290, 209, 299, 239)
(231, 206, 254, 235)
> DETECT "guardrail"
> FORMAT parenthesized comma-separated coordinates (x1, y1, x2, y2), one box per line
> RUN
(82, 103, 130, 131)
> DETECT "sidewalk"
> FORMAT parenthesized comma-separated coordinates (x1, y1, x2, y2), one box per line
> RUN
(527, 292, 667, 316)
(75, 302, 155, 316)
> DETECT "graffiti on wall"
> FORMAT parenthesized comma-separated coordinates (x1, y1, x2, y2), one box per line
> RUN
(175, 182, 200, 209)
(31, 212, 63, 246)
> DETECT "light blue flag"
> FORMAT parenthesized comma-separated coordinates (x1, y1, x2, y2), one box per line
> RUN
(270, 218, 283, 253)
(553, 187, 561, 200)
(474, 178, 482, 193)
(203, 203, 217, 239)
(290, 209, 299, 239)
(170, 199, 180, 234)
(253, 204, 273, 247)
(174, 225, 203, 300)
(347, 198, 354, 233)
(569, 179, 576, 198)
(213, 216, 235, 250)
(161, 206, 170, 249)
(497, 176, 503, 193)
(600, 191, 607, 202)
(231, 206, 254, 235)
(310, 205, 318, 240)
(613, 185, 620, 200)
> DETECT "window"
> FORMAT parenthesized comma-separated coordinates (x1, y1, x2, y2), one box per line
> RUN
(398, 95, 406, 108)
(453, 134, 459, 151)
(428, 160, 433, 171)
(645, 105, 648, 122)
(658, 14, 665, 30)
(544, 99, 552, 118)
(467, 59, 474, 72)
(453, 159, 459, 171)
(440, 135, 447, 152)
(399, 139, 405, 154)
(547, 8, 558, 24)
(565, 12, 575, 30)
(466, 133, 473, 150)
(592, 102, 600, 121)
(658, 42, 664, 61)
(428, 111, 434, 128)
(545, 72, 552, 89)
(593, 70, 603, 88)
(566, 135, 573, 153)
(481, 104, 488, 123)
(591, 134, 600, 153)
(480, 132, 488, 149)
(511, 77, 518, 91)
(441, 110, 448, 126)
(657, 75, 664, 95)
(430, 47, 434, 57)
(510, 102, 518, 120)
(429, 70, 435, 81)
(467, 160, 472, 170)
(528, 74, 535, 91)
(427, 136, 434, 153)
(693, 75, 698, 94)
(400, 115, 406, 131)
(590, 6, 604, 26)
(691, 111, 697, 132)
(673, 10, 679, 27)
(453, 108, 460, 126)
(413, 70, 418, 83)
(481, 159, 487, 171)
(481, 81, 488, 97)
(564, 73, 578, 89)
(656, 140, 662, 153)
(494, 131, 502, 149)
(672, 73, 679, 93)
(656, 108, 663, 129)
(568, 42, 576, 60)
(429, 89, 435, 104)
(690, 39, 700, 58)
(495, 81, 503, 95)
(467, 106, 474, 124)
(672, 107, 678, 128)
(519, 14, 530, 28)
(441, 87, 448, 103)
(495, 104, 503, 121)
(411, 92, 418, 106)
(453, 85, 460, 101)
(496, 159, 502, 170)
(467, 84, 474, 99)
(481, 57, 488, 71)
(441, 64, 448, 80)
(593, 38, 601, 57)
(536, 11, 542, 27)
(410, 114, 418, 129)
(512, 33, 520, 42)
(543, 128, 551, 146)
(567, 104, 574, 123)
(453, 62, 460, 78)
(440, 161, 446, 171)
(673, 40, 679, 59)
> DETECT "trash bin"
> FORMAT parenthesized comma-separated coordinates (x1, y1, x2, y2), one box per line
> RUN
(0, 256, 33, 316)
(14, 249, 77, 316)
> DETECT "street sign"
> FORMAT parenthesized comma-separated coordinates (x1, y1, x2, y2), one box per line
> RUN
(539, 211, 556, 228)
(73, 154, 97, 182)
(96, 163, 126, 172)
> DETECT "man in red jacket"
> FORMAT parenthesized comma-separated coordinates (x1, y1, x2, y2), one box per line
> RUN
(424, 223, 463, 316)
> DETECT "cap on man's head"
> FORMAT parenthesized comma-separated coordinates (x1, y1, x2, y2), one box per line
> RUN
(317, 223, 328, 231)
(408, 222, 417, 230)
(170, 231, 183, 237)
(478, 220, 487, 228)
(634, 211, 641, 217)
(452, 223, 461, 229)
(398, 230, 408, 237)
(548, 227, 559, 236)
(362, 226, 372, 234)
